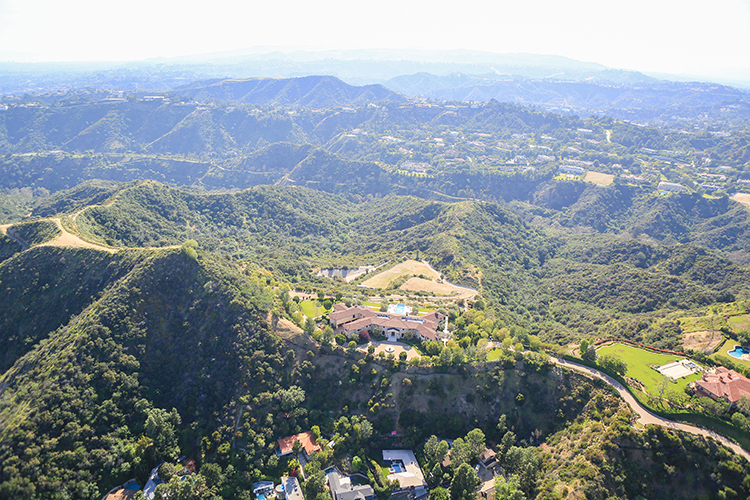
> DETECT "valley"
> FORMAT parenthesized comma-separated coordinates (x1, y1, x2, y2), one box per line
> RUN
(1, 76, 750, 500)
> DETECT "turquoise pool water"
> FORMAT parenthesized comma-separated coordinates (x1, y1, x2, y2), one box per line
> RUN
(394, 304, 406, 314)
(729, 346, 748, 358)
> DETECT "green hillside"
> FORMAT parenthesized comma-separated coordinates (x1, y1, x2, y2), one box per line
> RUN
(2, 88, 750, 499)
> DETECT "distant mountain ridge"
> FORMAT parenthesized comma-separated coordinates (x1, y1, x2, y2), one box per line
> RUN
(173, 75, 405, 107)
(384, 73, 750, 126)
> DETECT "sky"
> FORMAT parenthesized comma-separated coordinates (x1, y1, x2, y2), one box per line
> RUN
(1, 0, 749, 78)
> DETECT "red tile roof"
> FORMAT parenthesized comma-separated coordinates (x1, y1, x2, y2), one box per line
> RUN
(277, 431, 321, 456)
(334, 304, 443, 341)
(695, 367, 750, 403)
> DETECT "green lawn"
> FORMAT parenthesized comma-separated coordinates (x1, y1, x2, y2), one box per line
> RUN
(487, 348, 503, 361)
(597, 343, 702, 397)
(300, 300, 325, 318)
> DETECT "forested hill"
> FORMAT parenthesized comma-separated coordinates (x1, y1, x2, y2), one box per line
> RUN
(173, 76, 406, 108)
(12, 180, 747, 347)
(0, 246, 284, 497)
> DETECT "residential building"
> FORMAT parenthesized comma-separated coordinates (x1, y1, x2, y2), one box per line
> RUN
(694, 367, 750, 403)
(328, 305, 445, 341)
(254, 481, 277, 500)
(280, 477, 304, 500)
(276, 431, 321, 460)
(327, 470, 377, 500)
(559, 165, 585, 175)
(657, 181, 688, 192)
(383, 450, 428, 500)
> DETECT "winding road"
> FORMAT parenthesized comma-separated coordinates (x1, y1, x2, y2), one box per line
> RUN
(552, 356, 750, 461)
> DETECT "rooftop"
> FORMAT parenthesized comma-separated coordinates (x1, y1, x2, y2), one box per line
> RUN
(382, 450, 426, 489)
(695, 367, 750, 403)
(276, 431, 321, 457)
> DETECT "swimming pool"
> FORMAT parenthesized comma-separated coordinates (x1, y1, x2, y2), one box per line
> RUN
(729, 346, 749, 359)
(394, 304, 406, 315)
(389, 463, 404, 473)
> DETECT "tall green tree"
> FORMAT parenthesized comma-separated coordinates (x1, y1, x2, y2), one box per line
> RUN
(449, 463, 481, 500)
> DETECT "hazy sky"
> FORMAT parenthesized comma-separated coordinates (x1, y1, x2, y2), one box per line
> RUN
(1, 0, 749, 77)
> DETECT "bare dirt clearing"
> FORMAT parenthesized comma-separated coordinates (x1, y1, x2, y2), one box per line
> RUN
(683, 330, 724, 353)
(400, 276, 476, 300)
(361, 260, 440, 288)
(732, 193, 750, 208)
(0, 224, 9, 235)
(584, 171, 615, 186)
(38, 218, 118, 253)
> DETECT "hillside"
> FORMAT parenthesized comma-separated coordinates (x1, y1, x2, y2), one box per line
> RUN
(24, 180, 746, 349)
(1, 244, 748, 499)
(0, 247, 281, 497)
(384, 74, 750, 127)
(2, 82, 750, 499)
(174, 76, 406, 108)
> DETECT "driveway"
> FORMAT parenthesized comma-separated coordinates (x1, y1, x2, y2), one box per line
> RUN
(360, 340, 421, 360)
(551, 356, 750, 462)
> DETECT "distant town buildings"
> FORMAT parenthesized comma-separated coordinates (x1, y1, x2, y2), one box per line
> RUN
(401, 162, 429, 173)
(559, 165, 585, 175)
(657, 181, 688, 193)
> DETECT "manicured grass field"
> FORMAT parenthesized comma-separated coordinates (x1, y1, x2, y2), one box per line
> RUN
(596, 343, 702, 397)
(299, 300, 325, 318)
(487, 348, 503, 361)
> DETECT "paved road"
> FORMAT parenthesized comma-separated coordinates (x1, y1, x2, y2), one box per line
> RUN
(552, 356, 750, 462)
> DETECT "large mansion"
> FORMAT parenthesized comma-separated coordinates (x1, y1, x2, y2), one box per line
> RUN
(329, 304, 445, 341)
(694, 367, 750, 404)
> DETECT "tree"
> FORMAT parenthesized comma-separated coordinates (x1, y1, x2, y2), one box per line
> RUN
(598, 354, 627, 376)
(493, 475, 526, 500)
(304, 317, 316, 336)
(465, 428, 486, 461)
(581, 344, 597, 362)
(144, 407, 182, 461)
(323, 326, 335, 345)
(302, 466, 328, 500)
(579, 339, 590, 357)
(737, 395, 750, 416)
(449, 463, 481, 500)
(424, 435, 449, 471)
(154, 474, 212, 500)
(279, 385, 306, 411)
(449, 437, 468, 470)
(201, 462, 225, 489)
(503, 447, 540, 497)
(159, 462, 177, 483)
(430, 487, 449, 500)
(292, 440, 303, 456)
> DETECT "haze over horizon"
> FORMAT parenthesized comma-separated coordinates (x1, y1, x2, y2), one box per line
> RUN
(1, 0, 749, 84)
